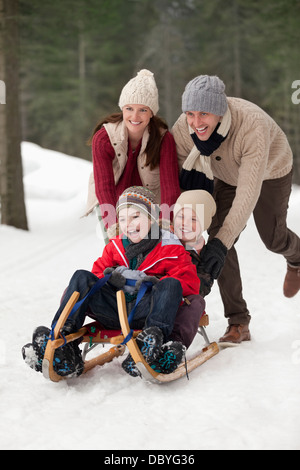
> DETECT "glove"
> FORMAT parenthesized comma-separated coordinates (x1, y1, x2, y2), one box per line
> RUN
(200, 238, 228, 279)
(135, 275, 160, 290)
(198, 269, 214, 297)
(104, 267, 126, 289)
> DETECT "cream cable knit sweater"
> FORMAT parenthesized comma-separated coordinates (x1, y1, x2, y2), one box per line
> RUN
(172, 97, 293, 249)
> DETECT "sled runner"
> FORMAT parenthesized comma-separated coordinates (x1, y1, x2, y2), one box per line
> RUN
(116, 290, 219, 383)
(42, 289, 219, 383)
(42, 291, 140, 382)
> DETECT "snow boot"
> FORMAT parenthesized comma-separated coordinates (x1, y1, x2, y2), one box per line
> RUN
(22, 326, 50, 373)
(122, 326, 163, 377)
(22, 326, 84, 378)
(22, 343, 41, 372)
(283, 263, 300, 298)
(150, 341, 185, 374)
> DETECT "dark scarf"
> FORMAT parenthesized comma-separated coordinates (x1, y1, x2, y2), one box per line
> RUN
(190, 122, 227, 156)
(123, 223, 162, 269)
(180, 109, 231, 194)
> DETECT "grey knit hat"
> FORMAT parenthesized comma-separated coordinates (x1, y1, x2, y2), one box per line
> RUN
(182, 75, 228, 116)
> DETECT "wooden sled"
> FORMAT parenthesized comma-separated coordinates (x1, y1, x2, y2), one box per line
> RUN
(42, 290, 219, 383)
(116, 290, 219, 384)
(42, 291, 140, 382)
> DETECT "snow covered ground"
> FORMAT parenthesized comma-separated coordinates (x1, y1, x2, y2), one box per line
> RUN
(0, 142, 299, 450)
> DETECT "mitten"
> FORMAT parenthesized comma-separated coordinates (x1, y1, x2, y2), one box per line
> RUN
(104, 268, 126, 289)
(103, 267, 115, 275)
(135, 275, 160, 290)
(200, 238, 228, 279)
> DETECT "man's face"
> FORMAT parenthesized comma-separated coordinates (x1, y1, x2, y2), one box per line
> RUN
(186, 111, 221, 141)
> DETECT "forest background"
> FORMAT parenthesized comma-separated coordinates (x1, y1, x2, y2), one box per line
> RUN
(0, 0, 300, 229)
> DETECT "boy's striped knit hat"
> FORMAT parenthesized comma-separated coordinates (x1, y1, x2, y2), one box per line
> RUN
(116, 186, 160, 221)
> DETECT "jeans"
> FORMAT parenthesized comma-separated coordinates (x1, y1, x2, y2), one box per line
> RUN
(52, 270, 183, 341)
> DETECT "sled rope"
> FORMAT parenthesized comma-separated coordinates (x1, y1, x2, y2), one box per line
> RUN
(49, 273, 112, 344)
(184, 353, 189, 380)
(49, 274, 153, 346)
(120, 280, 153, 345)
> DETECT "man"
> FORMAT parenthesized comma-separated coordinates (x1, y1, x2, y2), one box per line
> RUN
(172, 74, 300, 343)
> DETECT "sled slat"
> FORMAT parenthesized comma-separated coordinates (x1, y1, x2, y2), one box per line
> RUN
(116, 290, 160, 379)
(117, 289, 219, 384)
(83, 345, 125, 373)
(42, 291, 80, 382)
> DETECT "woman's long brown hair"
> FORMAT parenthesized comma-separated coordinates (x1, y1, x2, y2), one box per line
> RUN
(87, 112, 168, 170)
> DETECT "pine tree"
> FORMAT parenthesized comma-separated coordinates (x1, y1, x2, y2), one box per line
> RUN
(0, 0, 28, 229)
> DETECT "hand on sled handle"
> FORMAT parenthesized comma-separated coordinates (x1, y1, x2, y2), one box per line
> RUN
(197, 268, 214, 297)
(104, 267, 126, 289)
(200, 238, 228, 279)
(135, 275, 160, 290)
(103, 267, 116, 274)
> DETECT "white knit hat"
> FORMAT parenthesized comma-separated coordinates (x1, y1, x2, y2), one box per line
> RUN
(118, 69, 159, 115)
(173, 190, 216, 232)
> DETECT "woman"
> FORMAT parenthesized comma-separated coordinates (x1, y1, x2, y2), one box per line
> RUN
(86, 69, 181, 229)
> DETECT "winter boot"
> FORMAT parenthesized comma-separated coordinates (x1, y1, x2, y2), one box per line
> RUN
(150, 341, 185, 374)
(22, 326, 51, 373)
(122, 326, 163, 377)
(22, 343, 41, 372)
(52, 337, 84, 378)
(219, 324, 251, 344)
(283, 264, 300, 298)
(22, 326, 84, 378)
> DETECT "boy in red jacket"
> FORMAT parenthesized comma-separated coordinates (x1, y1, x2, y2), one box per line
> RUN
(22, 187, 200, 378)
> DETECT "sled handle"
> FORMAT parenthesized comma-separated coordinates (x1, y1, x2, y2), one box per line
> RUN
(52, 291, 80, 340)
(116, 290, 159, 379)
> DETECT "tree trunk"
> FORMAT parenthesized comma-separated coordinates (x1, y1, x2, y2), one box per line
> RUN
(0, 0, 28, 230)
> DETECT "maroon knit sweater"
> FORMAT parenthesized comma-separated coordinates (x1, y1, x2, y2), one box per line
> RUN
(92, 127, 181, 227)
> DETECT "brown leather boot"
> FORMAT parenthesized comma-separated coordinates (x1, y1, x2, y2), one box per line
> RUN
(283, 264, 300, 298)
(219, 324, 251, 344)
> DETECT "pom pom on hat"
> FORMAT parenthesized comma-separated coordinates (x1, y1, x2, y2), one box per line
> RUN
(173, 190, 216, 232)
(118, 69, 159, 115)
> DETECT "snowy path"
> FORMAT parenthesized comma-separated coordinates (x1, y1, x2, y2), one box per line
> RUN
(0, 143, 299, 450)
